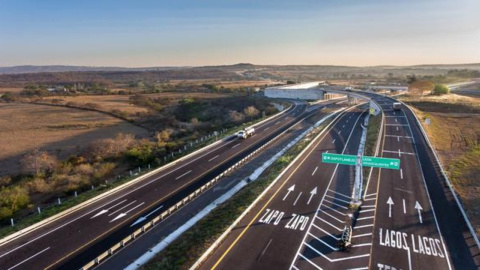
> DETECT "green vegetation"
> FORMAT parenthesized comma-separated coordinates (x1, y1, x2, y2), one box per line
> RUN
(432, 84, 450, 95)
(142, 120, 331, 270)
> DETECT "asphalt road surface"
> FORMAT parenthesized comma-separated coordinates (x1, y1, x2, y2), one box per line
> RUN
(199, 107, 372, 270)
(0, 100, 337, 270)
(196, 91, 480, 270)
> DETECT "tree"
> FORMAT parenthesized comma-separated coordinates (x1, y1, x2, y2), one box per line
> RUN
(21, 149, 57, 175)
(433, 84, 450, 95)
(407, 74, 417, 84)
(243, 106, 260, 118)
(408, 81, 434, 96)
(155, 130, 172, 144)
(0, 186, 30, 220)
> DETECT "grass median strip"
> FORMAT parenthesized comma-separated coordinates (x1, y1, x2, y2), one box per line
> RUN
(141, 119, 332, 270)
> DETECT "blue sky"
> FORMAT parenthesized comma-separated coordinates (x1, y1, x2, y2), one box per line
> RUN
(0, 0, 479, 67)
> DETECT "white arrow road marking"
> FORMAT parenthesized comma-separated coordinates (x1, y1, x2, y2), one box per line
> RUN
(108, 200, 137, 217)
(130, 205, 164, 227)
(110, 202, 145, 223)
(415, 201, 423, 224)
(307, 187, 318, 205)
(283, 185, 295, 201)
(91, 199, 127, 219)
(387, 197, 394, 218)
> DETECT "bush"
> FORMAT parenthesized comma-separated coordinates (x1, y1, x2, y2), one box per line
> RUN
(0, 186, 30, 220)
(433, 84, 450, 95)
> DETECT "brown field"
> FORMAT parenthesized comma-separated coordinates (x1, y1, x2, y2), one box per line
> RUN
(405, 94, 480, 237)
(0, 87, 23, 94)
(140, 92, 231, 99)
(42, 95, 149, 115)
(0, 103, 148, 176)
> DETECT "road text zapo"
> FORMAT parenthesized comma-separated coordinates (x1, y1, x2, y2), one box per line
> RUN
(258, 208, 309, 231)
(379, 228, 445, 258)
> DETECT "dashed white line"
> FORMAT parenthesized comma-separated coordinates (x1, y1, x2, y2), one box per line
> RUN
(175, 170, 192, 180)
(208, 155, 219, 162)
(312, 166, 318, 176)
(7, 247, 50, 270)
(403, 199, 406, 214)
(400, 168, 404, 179)
(293, 192, 302, 206)
(332, 139, 336, 144)
(232, 143, 240, 149)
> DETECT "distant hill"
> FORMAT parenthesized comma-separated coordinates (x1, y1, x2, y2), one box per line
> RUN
(0, 65, 189, 74)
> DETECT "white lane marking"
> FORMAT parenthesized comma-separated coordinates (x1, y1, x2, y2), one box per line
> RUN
(325, 150, 329, 153)
(108, 200, 137, 217)
(383, 150, 416, 156)
(175, 170, 192, 180)
(264, 127, 270, 131)
(353, 243, 372, 247)
(322, 205, 347, 216)
(397, 136, 400, 142)
(400, 168, 404, 179)
(395, 118, 398, 123)
(385, 135, 412, 138)
(316, 217, 343, 231)
(283, 185, 295, 201)
(313, 223, 340, 240)
(303, 242, 370, 262)
(396, 126, 399, 131)
(364, 193, 377, 197)
(357, 216, 374, 221)
(307, 187, 318, 205)
(359, 209, 375, 213)
(208, 155, 219, 162)
(415, 201, 423, 224)
(276, 121, 280, 125)
(298, 253, 323, 270)
(325, 194, 350, 204)
(352, 232, 372, 238)
(328, 189, 350, 199)
(91, 199, 128, 219)
(324, 199, 349, 210)
(332, 139, 336, 144)
(386, 124, 408, 126)
(338, 130, 342, 134)
(7, 247, 50, 270)
(319, 209, 344, 223)
(311, 166, 318, 176)
(342, 125, 345, 128)
(260, 239, 273, 258)
(403, 199, 406, 214)
(232, 143, 240, 148)
(293, 192, 302, 206)
(0, 103, 300, 257)
(355, 224, 374, 229)
(110, 202, 145, 223)
(308, 232, 338, 251)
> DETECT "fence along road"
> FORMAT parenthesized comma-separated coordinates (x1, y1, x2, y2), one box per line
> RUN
(0, 101, 326, 270)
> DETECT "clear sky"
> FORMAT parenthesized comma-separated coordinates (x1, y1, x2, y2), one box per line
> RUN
(0, 0, 479, 67)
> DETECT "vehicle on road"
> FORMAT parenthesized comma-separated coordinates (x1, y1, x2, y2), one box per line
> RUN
(237, 127, 255, 139)
(393, 102, 401, 110)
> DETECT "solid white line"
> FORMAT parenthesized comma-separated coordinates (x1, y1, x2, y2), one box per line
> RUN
(386, 124, 408, 126)
(322, 206, 347, 216)
(328, 189, 351, 199)
(312, 223, 340, 240)
(383, 150, 416, 155)
(124, 202, 145, 215)
(385, 135, 412, 138)
(308, 232, 338, 251)
(359, 209, 375, 214)
(338, 130, 341, 134)
(332, 139, 336, 144)
(260, 239, 273, 258)
(316, 217, 343, 231)
(323, 199, 349, 210)
(353, 243, 372, 247)
(264, 127, 270, 131)
(312, 166, 318, 176)
(108, 201, 137, 216)
(175, 170, 192, 180)
(355, 224, 374, 229)
(352, 233, 372, 238)
(364, 193, 377, 197)
(362, 205, 376, 208)
(319, 210, 344, 223)
(293, 192, 302, 206)
(208, 155, 219, 162)
(357, 216, 374, 221)
(232, 143, 240, 148)
(291, 265, 300, 270)
(298, 253, 323, 270)
(7, 247, 50, 270)
(325, 194, 350, 204)
(403, 199, 406, 214)
(400, 168, 404, 179)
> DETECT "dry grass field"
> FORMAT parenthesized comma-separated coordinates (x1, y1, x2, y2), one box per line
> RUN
(0, 103, 148, 176)
(403, 94, 480, 236)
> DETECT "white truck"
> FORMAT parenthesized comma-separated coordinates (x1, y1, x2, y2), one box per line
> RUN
(393, 102, 401, 111)
(237, 127, 255, 139)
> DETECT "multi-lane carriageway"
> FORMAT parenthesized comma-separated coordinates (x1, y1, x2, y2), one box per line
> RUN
(197, 92, 480, 270)
(0, 100, 344, 270)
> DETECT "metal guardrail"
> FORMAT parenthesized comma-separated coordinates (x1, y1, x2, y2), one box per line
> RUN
(79, 105, 311, 270)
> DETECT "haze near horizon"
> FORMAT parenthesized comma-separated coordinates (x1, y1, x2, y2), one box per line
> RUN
(0, 0, 479, 67)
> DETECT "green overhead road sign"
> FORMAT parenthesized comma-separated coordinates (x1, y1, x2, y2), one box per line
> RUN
(322, 153, 356, 165)
(322, 153, 400, 170)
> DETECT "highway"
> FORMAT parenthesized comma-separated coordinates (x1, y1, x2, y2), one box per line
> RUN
(195, 90, 480, 270)
(198, 106, 373, 269)
(0, 100, 339, 270)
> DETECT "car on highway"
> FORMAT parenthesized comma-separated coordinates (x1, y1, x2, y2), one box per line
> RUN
(237, 127, 255, 139)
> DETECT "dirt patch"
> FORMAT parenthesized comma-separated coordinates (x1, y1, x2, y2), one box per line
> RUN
(0, 103, 148, 176)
